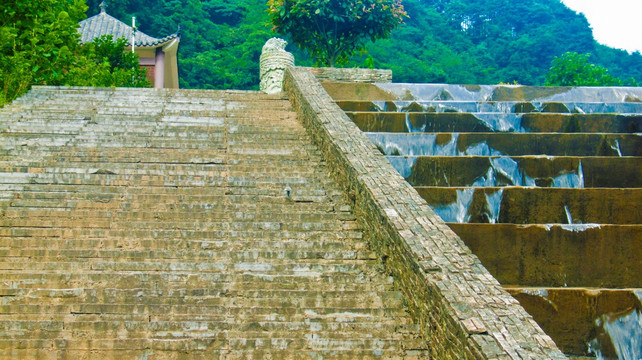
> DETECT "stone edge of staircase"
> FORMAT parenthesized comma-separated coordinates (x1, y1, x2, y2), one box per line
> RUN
(283, 66, 568, 360)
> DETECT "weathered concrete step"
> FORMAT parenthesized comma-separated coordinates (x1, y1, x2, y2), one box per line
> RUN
(336, 100, 642, 114)
(0, 320, 420, 340)
(396, 156, 641, 188)
(5, 193, 343, 212)
(0, 220, 356, 232)
(448, 223, 641, 288)
(16, 182, 341, 195)
(0, 166, 321, 180)
(6, 189, 336, 205)
(0, 274, 389, 293)
(1, 151, 323, 166)
(0, 338, 427, 355)
(0, 238, 367, 252)
(348, 112, 642, 133)
(0, 289, 403, 309)
(323, 81, 642, 102)
(0, 271, 390, 291)
(0, 348, 428, 360)
(2, 126, 304, 139)
(2, 204, 353, 217)
(415, 187, 642, 224)
(0, 260, 378, 275)
(0, 274, 391, 294)
(0, 302, 409, 318)
(367, 132, 641, 157)
(0, 248, 374, 261)
(0, 228, 363, 241)
(0, 316, 417, 331)
(504, 287, 642, 358)
(9, 175, 332, 190)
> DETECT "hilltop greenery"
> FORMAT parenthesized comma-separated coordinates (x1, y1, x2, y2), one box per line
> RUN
(2, 0, 641, 103)
(85, 0, 642, 90)
(267, 0, 407, 67)
(0, 0, 148, 106)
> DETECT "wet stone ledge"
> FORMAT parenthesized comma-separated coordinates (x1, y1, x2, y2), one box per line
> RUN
(283, 66, 568, 360)
(302, 67, 392, 83)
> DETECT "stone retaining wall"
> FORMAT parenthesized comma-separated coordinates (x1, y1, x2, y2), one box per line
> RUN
(301, 67, 392, 83)
(283, 66, 568, 360)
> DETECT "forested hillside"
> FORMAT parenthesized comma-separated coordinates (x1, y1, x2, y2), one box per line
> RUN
(86, 0, 642, 89)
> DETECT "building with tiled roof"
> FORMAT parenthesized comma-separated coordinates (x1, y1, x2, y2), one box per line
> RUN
(78, 1, 180, 88)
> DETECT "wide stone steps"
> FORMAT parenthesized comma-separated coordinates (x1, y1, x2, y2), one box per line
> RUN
(327, 81, 641, 358)
(398, 156, 640, 188)
(347, 111, 642, 133)
(448, 223, 641, 288)
(0, 86, 428, 357)
(336, 100, 642, 114)
(367, 132, 641, 157)
(415, 187, 641, 224)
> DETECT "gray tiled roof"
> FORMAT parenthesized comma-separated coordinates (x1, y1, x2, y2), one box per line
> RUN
(78, 8, 178, 48)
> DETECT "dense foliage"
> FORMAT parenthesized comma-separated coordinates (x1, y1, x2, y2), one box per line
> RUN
(4, 0, 642, 101)
(0, 0, 148, 106)
(1, 0, 87, 105)
(267, 0, 407, 66)
(84, 0, 642, 89)
(545, 52, 624, 87)
(360, 0, 642, 85)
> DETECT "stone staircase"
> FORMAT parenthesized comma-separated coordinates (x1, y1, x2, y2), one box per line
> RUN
(325, 82, 642, 359)
(0, 87, 428, 359)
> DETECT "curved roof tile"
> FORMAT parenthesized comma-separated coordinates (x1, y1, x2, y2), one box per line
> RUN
(79, 10, 179, 48)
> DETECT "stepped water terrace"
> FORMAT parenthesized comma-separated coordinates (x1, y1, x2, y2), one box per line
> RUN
(326, 82, 642, 359)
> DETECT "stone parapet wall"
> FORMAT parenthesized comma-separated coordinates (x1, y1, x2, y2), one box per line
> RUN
(301, 67, 392, 83)
(283, 66, 568, 360)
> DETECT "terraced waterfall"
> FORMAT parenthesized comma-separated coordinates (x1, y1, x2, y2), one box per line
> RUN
(326, 82, 642, 359)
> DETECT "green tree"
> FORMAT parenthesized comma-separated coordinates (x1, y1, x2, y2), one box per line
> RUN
(267, 0, 408, 67)
(80, 35, 149, 87)
(545, 52, 623, 86)
(1, 0, 149, 107)
(0, 0, 87, 105)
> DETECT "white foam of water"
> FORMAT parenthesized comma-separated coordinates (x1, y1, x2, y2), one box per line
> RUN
(490, 157, 523, 186)
(611, 139, 623, 157)
(367, 133, 505, 157)
(485, 189, 504, 224)
(558, 224, 601, 232)
(404, 113, 427, 133)
(433, 188, 475, 223)
(372, 101, 387, 112)
(552, 161, 584, 189)
(564, 206, 573, 224)
(589, 308, 642, 360)
(475, 113, 525, 132)
(386, 156, 418, 179)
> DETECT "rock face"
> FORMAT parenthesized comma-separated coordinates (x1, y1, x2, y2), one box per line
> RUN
(260, 38, 294, 94)
(0, 86, 428, 358)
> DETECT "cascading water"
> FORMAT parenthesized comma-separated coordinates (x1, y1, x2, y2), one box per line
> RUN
(386, 156, 418, 179)
(553, 161, 584, 188)
(404, 112, 427, 133)
(611, 139, 623, 157)
(432, 168, 500, 223)
(565, 205, 574, 224)
(485, 189, 504, 224)
(366, 133, 503, 157)
(588, 292, 642, 360)
(476, 113, 525, 132)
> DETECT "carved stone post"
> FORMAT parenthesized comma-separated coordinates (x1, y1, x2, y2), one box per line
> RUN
(260, 38, 294, 94)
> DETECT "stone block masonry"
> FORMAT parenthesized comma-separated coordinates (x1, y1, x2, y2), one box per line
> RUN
(283, 66, 568, 359)
(301, 67, 392, 83)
